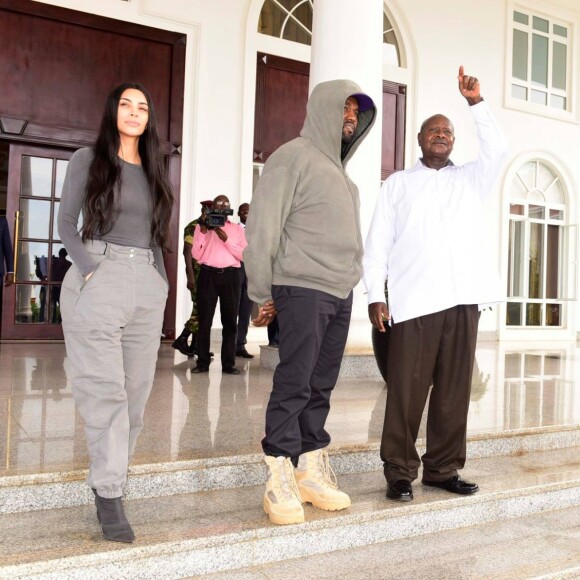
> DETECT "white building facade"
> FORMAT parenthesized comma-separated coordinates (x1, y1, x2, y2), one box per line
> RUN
(31, 0, 580, 344)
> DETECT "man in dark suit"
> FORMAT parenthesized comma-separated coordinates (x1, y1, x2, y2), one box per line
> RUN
(0, 215, 15, 327)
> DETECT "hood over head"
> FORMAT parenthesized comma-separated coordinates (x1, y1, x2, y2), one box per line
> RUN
(300, 79, 376, 167)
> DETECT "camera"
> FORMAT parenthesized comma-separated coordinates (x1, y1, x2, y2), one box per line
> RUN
(205, 208, 233, 229)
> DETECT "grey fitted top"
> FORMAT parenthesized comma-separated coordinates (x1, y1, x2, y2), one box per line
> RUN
(57, 147, 167, 280)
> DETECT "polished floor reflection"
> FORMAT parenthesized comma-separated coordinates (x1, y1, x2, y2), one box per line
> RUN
(0, 338, 578, 478)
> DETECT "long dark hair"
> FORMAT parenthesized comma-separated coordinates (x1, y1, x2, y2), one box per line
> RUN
(81, 82, 173, 250)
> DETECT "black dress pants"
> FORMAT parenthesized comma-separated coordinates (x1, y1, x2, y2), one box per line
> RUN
(196, 265, 241, 369)
(262, 285, 352, 457)
(381, 304, 479, 483)
(236, 263, 253, 350)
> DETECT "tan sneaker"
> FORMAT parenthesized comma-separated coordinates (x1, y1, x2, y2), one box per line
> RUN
(263, 455, 304, 525)
(295, 449, 351, 511)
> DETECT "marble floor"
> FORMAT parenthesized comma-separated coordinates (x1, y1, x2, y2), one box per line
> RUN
(0, 331, 579, 478)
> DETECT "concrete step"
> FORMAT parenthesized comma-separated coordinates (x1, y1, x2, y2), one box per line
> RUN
(206, 505, 580, 579)
(0, 447, 579, 578)
(259, 345, 383, 378)
(1, 424, 578, 514)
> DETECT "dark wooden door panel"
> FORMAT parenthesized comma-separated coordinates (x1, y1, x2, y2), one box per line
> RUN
(254, 54, 310, 163)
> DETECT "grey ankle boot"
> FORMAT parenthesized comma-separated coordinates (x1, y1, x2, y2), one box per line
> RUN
(94, 493, 135, 543)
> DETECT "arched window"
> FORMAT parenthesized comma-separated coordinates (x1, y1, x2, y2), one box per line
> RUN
(506, 159, 569, 328)
(257, 0, 401, 65)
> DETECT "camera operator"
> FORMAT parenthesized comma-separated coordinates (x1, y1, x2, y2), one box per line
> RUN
(191, 195, 247, 375)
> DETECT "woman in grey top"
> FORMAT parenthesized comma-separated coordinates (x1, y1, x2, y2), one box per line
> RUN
(58, 82, 173, 543)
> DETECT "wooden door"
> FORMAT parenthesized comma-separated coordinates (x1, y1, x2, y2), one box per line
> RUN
(2, 144, 73, 339)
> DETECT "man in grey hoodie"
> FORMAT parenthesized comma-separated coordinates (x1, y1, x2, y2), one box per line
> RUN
(245, 79, 376, 525)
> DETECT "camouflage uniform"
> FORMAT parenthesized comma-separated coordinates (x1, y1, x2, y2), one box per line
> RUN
(183, 218, 200, 334)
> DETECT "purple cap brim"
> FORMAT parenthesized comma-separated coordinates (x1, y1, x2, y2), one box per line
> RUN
(350, 93, 375, 112)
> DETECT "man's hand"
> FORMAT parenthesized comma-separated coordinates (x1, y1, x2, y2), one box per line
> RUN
(368, 302, 390, 332)
(458, 65, 482, 105)
(214, 227, 228, 242)
(252, 299, 276, 327)
(186, 273, 196, 292)
(4, 273, 14, 287)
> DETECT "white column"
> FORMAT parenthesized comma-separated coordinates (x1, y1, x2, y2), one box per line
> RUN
(310, 0, 384, 343)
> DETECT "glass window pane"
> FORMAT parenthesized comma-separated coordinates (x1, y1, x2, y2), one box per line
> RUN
(517, 162, 536, 191)
(50, 244, 72, 282)
(15, 284, 48, 324)
(526, 303, 542, 325)
(536, 163, 557, 192)
(524, 354, 542, 375)
(531, 34, 548, 87)
(16, 241, 49, 283)
(550, 94, 566, 110)
(552, 42, 567, 90)
(532, 16, 549, 33)
(20, 156, 53, 198)
(544, 354, 561, 375)
(258, 0, 284, 36)
(546, 225, 560, 299)
(506, 302, 522, 326)
(282, 17, 312, 46)
(545, 304, 561, 326)
(53, 201, 60, 241)
(55, 160, 68, 199)
(514, 11, 529, 25)
(529, 223, 544, 299)
(531, 90, 547, 105)
(510, 204, 524, 215)
(18, 198, 51, 240)
(508, 220, 525, 297)
(49, 284, 65, 324)
(512, 84, 528, 101)
(512, 29, 528, 81)
(553, 24, 567, 38)
(549, 209, 563, 220)
(529, 205, 545, 219)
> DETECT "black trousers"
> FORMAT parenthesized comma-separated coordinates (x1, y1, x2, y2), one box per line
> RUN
(381, 304, 479, 483)
(236, 263, 253, 349)
(262, 285, 353, 457)
(196, 266, 241, 369)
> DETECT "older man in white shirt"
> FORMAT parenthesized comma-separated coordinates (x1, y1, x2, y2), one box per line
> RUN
(363, 66, 508, 502)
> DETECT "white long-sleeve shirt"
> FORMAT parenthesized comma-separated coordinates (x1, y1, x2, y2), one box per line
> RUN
(363, 101, 509, 324)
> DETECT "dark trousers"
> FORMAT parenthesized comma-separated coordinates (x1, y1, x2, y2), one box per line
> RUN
(196, 266, 241, 369)
(381, 304, 479, 483)
(236, 263, 253, 349)
(262, 285, 353, 457)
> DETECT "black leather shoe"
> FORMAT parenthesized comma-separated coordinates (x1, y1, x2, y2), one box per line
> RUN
(192, 365, 209, 373)
(172, 336, 195, 357)
(422, 475, 479, 495)
(222, 366, 241, 375)
(386, 480, 413, 502)
(236, 348, 254, 359)
(94, 494, 135, 543)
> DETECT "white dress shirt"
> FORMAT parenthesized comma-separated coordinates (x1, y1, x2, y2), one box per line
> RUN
(363, 101, 509, 324)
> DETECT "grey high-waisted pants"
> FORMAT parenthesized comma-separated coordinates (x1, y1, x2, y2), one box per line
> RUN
(60, 240, 168, 498)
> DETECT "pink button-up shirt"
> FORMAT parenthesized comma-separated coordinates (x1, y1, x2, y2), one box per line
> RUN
(191, 220, 247, 268)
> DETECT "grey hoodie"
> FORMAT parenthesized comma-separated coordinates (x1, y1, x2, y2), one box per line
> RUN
(245, 79, 376, 305)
